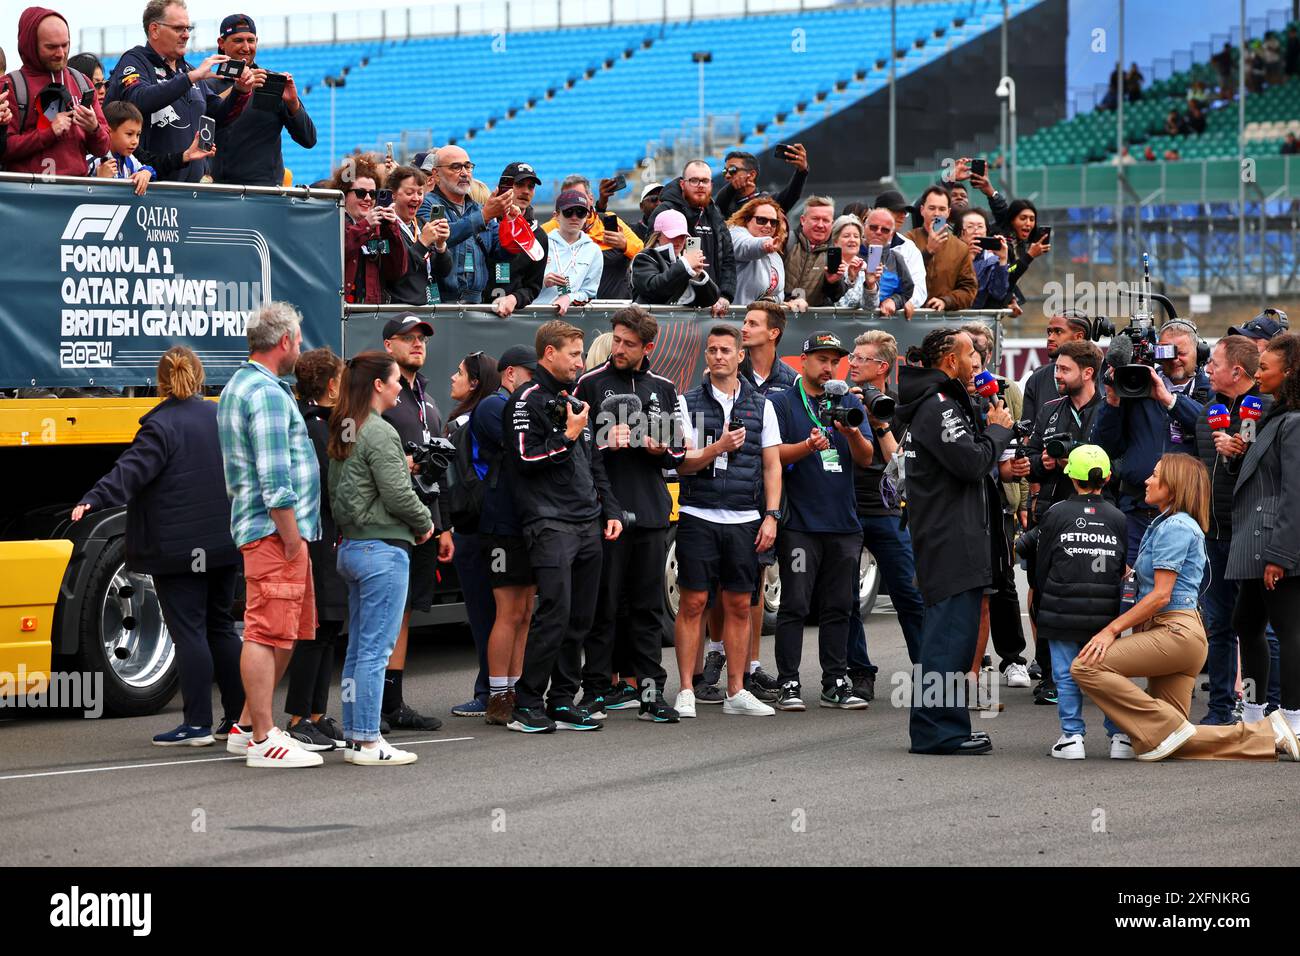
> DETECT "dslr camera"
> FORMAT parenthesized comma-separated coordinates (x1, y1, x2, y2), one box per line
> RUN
(405, 437, 455, 497)
(545, 392, 585, 430)
(1042, 432, 1078, 460)
(858, 383, 896, 420)
(818, 381, 865, 428)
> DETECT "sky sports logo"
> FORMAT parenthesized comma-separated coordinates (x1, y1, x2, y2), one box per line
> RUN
(49, 886, 151, 936)
(61, 204, 130, 242)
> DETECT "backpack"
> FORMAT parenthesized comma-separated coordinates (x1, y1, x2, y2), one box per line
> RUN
(5, 67, 94, 134)
(443, 412, 492, 534)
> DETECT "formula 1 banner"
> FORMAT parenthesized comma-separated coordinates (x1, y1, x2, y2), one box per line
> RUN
(0, 178, 343, 388)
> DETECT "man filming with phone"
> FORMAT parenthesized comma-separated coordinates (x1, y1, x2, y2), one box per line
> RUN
(418, 143, 515, 303)
(713, 143, 809, 218)
(209, 14, 315, 186)
(904, 186, 977, 312)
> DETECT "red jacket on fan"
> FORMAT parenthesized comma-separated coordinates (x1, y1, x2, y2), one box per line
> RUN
(3, 6, 110, 174)
(343, 214, 408, 304)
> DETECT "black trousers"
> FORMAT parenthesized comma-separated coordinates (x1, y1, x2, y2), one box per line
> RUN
(515, 521, 604, 711)
(989, 512, 1026, 669)
(1235, 576, 1300, 710)
(582, 527, 669, 697)
(152, 564, 243, 728)
(285, 618, 342, 719)
(452, 531, 497, 703)
(774, 529, 859, 689)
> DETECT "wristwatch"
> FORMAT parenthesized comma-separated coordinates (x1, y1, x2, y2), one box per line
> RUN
(876, 424, 892, 434)
(764, 509, 782, 521)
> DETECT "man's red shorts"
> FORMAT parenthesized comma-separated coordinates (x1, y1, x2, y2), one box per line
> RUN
(240, 534, 317, 650)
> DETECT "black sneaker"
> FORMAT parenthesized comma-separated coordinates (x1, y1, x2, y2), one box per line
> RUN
(1033, 682, 1059, 705)
(820, 678, 869, 710)
(693, 680, 726, 704)
(776, 681, 806, 712)
(1028, 660, 1044, 682)
(605, 681, 640, 711)
(744, 672, 781, 703)
(213, 717, 237, 741)
(750, 666, 781, 693)
(702, 649, 726, 687)
(315, 715, 347, 748)
(287, 719, 337, 752)
(579, 691, 608, 721)
(507, 706, 557, 734)
(382, 702, 443, 731)
(849, 671, 876, 702)
(547, 704, 602, 731)
(638, 697, 680, 723)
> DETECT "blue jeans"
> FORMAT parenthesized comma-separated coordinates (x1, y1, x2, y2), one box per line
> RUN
(338, 539, 410, 742)
(1049, 639, 1118, 738)
(847, 515, 926, 674)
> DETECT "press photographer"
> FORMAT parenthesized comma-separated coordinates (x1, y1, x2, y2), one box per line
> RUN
(770, 332, 874, 712)
(380, 315, 452, 733)
(575, 307, 686, 723)
(1091, 318, 1209, 562)
(505, 321, 624, 735)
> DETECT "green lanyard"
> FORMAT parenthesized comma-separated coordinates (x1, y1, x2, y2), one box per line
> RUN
(796, 379, 827, 433)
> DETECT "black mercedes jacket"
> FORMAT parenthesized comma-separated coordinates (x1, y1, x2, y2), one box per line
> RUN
(504, 364, 622, 527)
(574, 357, 687, 530)
(896, 366, 1013, 605)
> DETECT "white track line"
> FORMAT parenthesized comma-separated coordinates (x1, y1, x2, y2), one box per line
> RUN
(0, 736, 474, 782)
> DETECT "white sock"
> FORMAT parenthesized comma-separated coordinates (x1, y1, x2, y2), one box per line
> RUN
(507, 676, 519, 689)
(1242, 702, 1266, 724)
(1284, 708, 1300, 734)
(749, 660, 761, 675)
(707, 641, 724, 655)
(489, 676, 509, 695)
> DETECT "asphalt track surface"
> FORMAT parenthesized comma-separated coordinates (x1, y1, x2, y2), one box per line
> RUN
(3, 589, 1298, 867)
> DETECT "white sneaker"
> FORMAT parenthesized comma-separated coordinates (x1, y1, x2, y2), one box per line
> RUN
(1268, 710, 1300, 761)
(1109, 734, 1136, 759)
(723, 688, 775, 716)
(1005, 663, 1032, 688)
(674, 689, 697, 719)
(225, 723, 251, 755)
(1136, 721, 1196, 761)
(347, 737, 418, 766)
(1050, 733, 1086, 759)
(246, 733, 324, 768)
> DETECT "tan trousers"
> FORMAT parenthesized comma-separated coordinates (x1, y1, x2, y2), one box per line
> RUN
(1071, 609, 1276, 761)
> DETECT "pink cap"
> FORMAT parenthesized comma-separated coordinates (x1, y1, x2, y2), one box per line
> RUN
(654, 209, 690, 239)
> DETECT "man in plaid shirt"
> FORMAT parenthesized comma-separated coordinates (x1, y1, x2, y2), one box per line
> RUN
(217, 301, 324, 768)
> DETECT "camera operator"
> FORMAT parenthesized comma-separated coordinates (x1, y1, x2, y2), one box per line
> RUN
(573, 307, 686, 723)
(896, 329, 1014, 755)
(379, 315, 453, 732)
(845, 331, 926, 700)
(209, 15, 315, 186)
(505, 321, 624, 734)
(1092, 321, 1209, 563)
(1194, 335, 1274, 725)
(769, 332, 874, 712)
(1026, 341, 1106, 524)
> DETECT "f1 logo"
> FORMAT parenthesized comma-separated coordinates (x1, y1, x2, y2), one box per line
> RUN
(62, 204, 130, 241)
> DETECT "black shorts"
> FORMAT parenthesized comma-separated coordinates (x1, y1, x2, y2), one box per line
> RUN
(484, 533, 535, 589)
(676, 513, 761, 596)
(407, 536, 439, 611)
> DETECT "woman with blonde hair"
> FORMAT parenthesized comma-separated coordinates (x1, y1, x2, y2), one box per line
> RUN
(727, 197, 788, 304)
(1072, 453, 1300, 761)
(71, 346, 243, 747)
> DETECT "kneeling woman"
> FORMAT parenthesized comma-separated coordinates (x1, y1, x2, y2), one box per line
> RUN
(328, 351, 434, 766)
(1072, 453, 1299, 761)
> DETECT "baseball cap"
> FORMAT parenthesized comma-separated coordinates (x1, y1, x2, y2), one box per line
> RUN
(653, 208, 689, 240)
(414, 150, 436, 173)
(640, 182, 664, 202)
(802, 331, 849, 356)
(219, 14, 257, 38)
(499, 215, 545, 262)
(1228, 309, 1288, 341)
(501, 161, 541, 187)
(382, 315, 433, 339)
(555, 189, 590, 213)
(497, 345, 539, 372)
(1064, 444, 1112, 482)
(873, 190, 916, 214)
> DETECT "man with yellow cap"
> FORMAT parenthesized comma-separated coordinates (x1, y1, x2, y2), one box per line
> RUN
(1015, 445, 1127, 759)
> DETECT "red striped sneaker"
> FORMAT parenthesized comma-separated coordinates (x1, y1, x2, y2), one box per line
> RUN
(246, 731, 323, 768)
(225, 723, 252, 755)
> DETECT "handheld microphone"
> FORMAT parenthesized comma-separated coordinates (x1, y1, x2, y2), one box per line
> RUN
(973, 370, 1000, 398)
(599, 392, 643, 418)
(1206, 403, 1231, 431)
(1240, 395, 1263, 421)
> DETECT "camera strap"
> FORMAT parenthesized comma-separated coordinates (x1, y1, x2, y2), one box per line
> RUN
(797, 380, 840, 472)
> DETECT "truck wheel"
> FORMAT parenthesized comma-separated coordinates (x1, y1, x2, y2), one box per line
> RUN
(75, 536, 179, 717)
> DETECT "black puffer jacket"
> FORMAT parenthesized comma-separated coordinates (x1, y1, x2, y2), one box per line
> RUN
(895, 366, 1012, 605)
(631, 246, 720, 307)
(1016, 493, 1127, 643)
(1194, 387, 1270, 541)
(651, 178, 737, 301)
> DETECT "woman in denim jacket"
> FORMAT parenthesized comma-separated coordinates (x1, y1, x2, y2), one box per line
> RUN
(1072, 454, 1300, 762)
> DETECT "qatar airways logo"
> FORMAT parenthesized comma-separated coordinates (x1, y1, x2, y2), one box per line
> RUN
(61, 204, 131, 242)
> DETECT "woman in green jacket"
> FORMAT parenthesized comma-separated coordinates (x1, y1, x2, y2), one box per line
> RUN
(328, 351, 434, 766)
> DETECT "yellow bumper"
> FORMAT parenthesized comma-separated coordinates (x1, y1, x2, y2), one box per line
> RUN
(0, 540, 73, 693)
